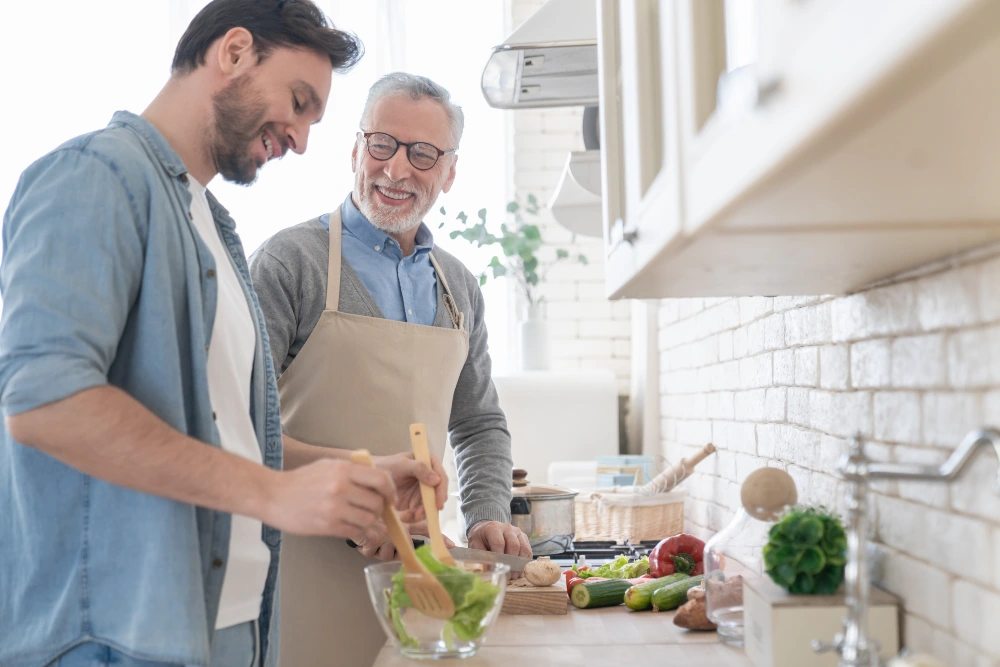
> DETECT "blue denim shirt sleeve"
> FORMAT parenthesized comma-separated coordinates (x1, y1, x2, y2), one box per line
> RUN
(0, 147, 144, 416)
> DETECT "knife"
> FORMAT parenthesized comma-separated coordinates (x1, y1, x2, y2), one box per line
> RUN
(348, 537, 532, 571)
(434, 543, 532, 572)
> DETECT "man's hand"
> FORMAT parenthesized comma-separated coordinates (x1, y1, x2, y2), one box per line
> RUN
(261, 459, 396, 542)
(467, 521, 532, 578)
(373, 452, 447, 523)
(353, 519, 456, 561)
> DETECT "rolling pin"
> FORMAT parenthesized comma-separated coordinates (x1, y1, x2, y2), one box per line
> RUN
(638, 442, 716, 494)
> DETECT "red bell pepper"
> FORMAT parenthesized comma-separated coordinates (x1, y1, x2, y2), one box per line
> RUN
(563, 565, 590, 589)
(649, 533, 706, 577)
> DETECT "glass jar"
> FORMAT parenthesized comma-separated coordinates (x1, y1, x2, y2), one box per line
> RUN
(703, 507, 773, 647)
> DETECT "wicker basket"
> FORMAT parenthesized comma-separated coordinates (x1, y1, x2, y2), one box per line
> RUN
(574, 489, 685, 543)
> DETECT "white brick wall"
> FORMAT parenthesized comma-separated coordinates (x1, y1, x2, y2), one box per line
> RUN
(659, 251, 1000, 664)
(508, 0, 630, 394)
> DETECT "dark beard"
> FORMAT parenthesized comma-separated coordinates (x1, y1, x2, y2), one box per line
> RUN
(210, 75, 268, 186)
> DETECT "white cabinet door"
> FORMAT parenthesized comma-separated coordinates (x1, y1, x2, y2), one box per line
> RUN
(676, 0, 994, 235)
(602, 0, 684, 298)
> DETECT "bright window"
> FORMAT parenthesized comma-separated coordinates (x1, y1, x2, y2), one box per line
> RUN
(0, 0, 511, 371)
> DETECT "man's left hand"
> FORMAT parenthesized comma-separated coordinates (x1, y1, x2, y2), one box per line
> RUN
(467, 521, 532, 579)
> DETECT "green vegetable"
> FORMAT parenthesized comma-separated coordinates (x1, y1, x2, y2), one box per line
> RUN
(387, 545, 501, 645)
(623, 573, 690, 611)
(763, 506, 847, 595)
(573, 555, 650, 579)
(651, 575, 705, 611)
(570, 578, 633, 609)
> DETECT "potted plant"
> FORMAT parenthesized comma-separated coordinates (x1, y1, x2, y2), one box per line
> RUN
(439, 194, 588, 370)
(762, 505, 847, 595)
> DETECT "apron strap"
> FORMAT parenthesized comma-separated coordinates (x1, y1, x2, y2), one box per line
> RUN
(429, 252, 464, 331)
(326, 208, 343, 312)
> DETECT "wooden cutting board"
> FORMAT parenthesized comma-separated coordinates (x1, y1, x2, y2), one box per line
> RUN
(500, 576, 569, 615)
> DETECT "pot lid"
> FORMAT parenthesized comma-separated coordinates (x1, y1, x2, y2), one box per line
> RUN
(512, 469, 579, 500)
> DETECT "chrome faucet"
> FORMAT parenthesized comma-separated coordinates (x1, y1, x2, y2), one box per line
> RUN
(813, 428, 1000, 667)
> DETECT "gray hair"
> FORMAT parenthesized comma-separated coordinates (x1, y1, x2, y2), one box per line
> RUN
(360, 72, 465, 148)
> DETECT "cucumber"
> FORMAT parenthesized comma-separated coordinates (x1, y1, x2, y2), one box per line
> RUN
(651, 575, 705, 612)
(623, 573, 690, 611)
(570, 578, 633, 609)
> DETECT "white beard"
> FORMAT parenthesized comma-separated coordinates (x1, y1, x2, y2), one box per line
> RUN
(364, 203, 423, 234)
(357, 184, 426, 234)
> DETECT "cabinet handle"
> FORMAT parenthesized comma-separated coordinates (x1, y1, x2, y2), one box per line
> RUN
(608, 218, 639, 252)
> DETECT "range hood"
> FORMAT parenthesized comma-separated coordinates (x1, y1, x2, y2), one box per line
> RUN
(549, 150, 603, 237)
(481, 0, 597, 109)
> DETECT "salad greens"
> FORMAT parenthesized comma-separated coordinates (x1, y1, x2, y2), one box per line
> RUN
(386, 545, 501, 647)
(572, 554, 650, 579)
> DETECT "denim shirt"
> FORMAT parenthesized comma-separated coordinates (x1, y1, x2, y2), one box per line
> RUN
(319, 195, 438, 325)
(0, 112, 283, 667)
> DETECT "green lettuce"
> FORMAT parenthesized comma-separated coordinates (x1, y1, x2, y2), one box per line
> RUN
(386, 545, 501, 645)
(572, 554, 649, 579)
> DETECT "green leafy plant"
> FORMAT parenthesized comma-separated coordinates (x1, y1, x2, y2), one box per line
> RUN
(438, 194, 588, 306)
(763, 505, 848, 595)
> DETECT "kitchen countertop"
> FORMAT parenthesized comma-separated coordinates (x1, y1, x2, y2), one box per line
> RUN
(371, 603, 754, 667)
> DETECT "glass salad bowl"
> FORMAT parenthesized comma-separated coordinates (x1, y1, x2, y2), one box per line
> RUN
(364, 551, 510, 660)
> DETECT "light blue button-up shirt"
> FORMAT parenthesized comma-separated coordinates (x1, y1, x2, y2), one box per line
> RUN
(320, 195, 438, 325)
(0, 112, 283, 667)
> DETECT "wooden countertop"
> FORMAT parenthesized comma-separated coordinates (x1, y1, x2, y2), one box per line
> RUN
(372, 603, 755, 666)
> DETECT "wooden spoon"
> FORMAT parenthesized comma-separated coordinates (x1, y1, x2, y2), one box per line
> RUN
(409, 423, 457, 567)
(350, 449, 455, 620)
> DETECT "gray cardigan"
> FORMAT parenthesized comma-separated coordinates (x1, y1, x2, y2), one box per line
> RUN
(248, 217, 513, 530)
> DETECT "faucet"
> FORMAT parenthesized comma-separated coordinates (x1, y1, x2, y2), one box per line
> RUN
(812, 427, 1000, 667)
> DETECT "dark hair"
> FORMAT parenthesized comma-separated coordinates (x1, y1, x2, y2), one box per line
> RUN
(171, 0, 364, 74)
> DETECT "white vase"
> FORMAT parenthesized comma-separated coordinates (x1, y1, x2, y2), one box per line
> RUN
(518, 302, 550, 371)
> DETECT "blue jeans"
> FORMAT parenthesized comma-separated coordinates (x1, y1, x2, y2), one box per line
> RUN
(49, 621, 258, 667)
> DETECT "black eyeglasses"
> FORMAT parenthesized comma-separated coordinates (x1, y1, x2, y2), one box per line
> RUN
(360, 132, 456, 171)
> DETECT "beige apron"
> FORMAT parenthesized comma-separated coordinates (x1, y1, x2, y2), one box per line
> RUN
(276, 209, 469, 667)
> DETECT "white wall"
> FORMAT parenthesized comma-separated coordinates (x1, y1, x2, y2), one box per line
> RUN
(658, 247, 1000, 665)
(509, 0, 631, 396)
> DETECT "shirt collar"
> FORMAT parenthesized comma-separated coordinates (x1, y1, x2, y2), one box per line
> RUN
(109, 111, 238, 231)
(340, 194, 435, 257)
(108, 110, 188, 178)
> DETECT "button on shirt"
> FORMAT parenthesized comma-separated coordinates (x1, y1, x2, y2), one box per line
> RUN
(319, 195, 438, 325)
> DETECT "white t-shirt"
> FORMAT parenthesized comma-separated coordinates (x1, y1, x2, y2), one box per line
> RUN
(187, 178, 271, 630)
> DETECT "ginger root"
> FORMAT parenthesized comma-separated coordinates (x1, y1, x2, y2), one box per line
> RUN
(673, 585, 717, 631)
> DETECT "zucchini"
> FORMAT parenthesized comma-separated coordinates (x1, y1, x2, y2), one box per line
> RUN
(623, 573, 690, 611)
(570, 578, 632, 609)
(651, 575, 705, 612)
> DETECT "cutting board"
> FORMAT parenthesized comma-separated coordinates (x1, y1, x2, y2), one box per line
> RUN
(500, 577, 569, 615)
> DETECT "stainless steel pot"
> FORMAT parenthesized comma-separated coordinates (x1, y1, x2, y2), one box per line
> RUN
(510, 472, 579, 555)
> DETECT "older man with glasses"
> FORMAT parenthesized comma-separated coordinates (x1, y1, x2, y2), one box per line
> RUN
(248, 72, 529, 666)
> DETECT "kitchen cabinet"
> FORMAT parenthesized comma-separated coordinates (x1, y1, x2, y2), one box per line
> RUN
(600, 0, 1000, 298)
(599, 0, 686, 297)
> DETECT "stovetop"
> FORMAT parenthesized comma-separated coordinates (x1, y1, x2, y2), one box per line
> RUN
(546, 540, 662, 568)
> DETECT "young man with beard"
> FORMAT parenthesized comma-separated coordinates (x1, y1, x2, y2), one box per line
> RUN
(248, 72, 531, 666)
(0, 3, 447, 666)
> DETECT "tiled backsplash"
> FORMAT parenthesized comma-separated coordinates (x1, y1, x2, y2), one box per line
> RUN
(659, 248, 1000, 665)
